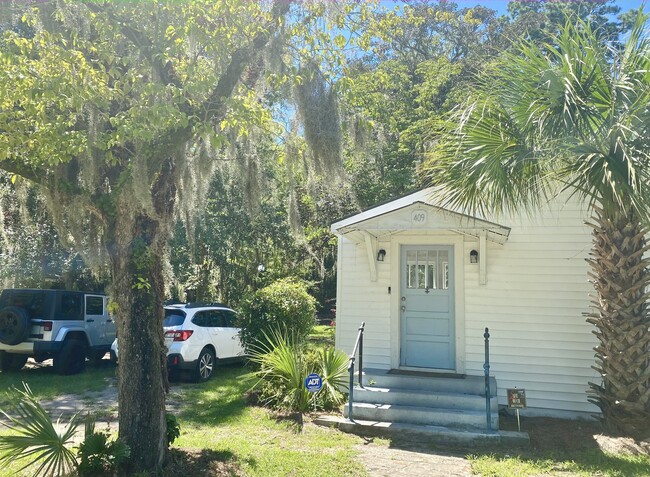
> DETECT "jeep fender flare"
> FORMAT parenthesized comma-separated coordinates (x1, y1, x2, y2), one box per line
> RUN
(54, 328, 90, 347)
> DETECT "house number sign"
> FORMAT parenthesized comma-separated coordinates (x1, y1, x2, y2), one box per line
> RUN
(411, 210, 427, 225)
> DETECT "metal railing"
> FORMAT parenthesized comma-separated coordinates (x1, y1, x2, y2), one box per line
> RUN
(347, 321, 365, 422)
(484, 327, 492, 431)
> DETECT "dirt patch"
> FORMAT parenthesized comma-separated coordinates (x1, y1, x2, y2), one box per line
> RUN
(160, 448, 244, 477)
(350, 415, 650, 477)
(500, 415, 650, 456)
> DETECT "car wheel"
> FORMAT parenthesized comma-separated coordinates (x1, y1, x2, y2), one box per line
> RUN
(0, 351, 28, 372)
(195, 347, 215, 382)
(53, 338, 87, 375)
(0, 306, 31, 345)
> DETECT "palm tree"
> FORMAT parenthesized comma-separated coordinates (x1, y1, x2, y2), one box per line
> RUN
(421, 14, 650, 438)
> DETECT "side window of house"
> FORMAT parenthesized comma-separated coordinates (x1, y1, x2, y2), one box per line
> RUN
(58, 293, 83, 320)
(85, 296, 104, 315)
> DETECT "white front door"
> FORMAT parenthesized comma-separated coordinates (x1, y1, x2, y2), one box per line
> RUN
(400, 245, 455, 369)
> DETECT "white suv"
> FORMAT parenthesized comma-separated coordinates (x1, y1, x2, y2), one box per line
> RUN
(113, 303, 245, 382)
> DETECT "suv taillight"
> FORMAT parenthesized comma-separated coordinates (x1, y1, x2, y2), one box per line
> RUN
(165, 330, 193, 342)
(42, 321, 53, 332)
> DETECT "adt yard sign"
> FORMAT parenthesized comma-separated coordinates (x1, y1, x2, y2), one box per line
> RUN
(305, 373, 323, 393)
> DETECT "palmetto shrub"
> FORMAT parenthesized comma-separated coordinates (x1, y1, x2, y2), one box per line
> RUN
(247, 330, 348, 426)
(0, 383, 79, 477)
(0, 383, 131, 477)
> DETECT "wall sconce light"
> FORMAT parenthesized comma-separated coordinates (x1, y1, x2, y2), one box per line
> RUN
(377, 249, 386, 262)
(470, 250, 479, 264)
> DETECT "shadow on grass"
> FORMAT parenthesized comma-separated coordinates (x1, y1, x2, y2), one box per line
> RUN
(0, 359, 117, 408)
(172, 362, 251, 426)
(163, 448, 247, 476)
(370, 415, 650, 477)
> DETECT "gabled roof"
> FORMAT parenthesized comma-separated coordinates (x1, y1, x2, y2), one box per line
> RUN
(331, 188, 510, 244)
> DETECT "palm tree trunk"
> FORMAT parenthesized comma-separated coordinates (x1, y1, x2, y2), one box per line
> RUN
(586, 206, 650, 439)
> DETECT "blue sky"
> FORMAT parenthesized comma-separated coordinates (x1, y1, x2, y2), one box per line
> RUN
(379, 1, 647, 16)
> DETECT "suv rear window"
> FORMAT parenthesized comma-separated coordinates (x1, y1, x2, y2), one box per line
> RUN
(0, 290, 47, 320)
(164, 309, 186, 327)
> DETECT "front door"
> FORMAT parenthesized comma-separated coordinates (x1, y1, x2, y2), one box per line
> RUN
(400, 245, 455, 369)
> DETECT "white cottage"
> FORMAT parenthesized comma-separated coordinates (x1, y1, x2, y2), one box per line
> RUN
(332, 188, 599, 422)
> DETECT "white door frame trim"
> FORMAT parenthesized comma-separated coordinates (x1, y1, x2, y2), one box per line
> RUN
(389, 233, 466, 373)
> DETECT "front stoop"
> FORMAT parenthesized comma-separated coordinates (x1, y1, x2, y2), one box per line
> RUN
(334, 368, 516, 441)
(314, 415, 530, 447)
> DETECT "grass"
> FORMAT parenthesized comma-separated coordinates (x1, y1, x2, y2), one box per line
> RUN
(0, 360, 116, 409)
(468, 451, 650, 476)
(0, 360, 368, 477)
(1, 333, 648, 477)
(306, 324, 335, 352)
(170, 362, 366, 476)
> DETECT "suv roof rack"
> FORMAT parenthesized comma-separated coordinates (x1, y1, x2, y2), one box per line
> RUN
(184, 302, 228, 309)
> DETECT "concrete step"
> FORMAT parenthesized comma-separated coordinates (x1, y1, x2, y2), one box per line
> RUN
(314, 415, 529, 448)
(362, 368, 496, 396)
(344, 402, 499, 431)
(353, 386, 498, 412)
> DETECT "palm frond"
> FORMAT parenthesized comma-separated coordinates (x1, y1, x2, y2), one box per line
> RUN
(0, 383, 79, 477)
(421, 11, 650, 224)
(318, 347, 349, 406)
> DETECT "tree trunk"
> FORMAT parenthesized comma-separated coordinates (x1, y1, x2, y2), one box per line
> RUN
(586, 206, 650, 439)
(109, 203, 170, 473)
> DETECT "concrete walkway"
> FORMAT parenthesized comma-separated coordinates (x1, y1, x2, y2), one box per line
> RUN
(356, 441, 472, 477)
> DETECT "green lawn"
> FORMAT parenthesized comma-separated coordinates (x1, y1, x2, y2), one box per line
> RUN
(306, 324, 335, 350)
(1, 333, 648, 477)
(0, 360, 368, 477)
(0, 361, 116, 409)
(172, 363, 366, 476)
(468, 451, 650, 477)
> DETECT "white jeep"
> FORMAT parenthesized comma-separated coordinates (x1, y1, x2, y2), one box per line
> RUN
(0, 289, 116, 374)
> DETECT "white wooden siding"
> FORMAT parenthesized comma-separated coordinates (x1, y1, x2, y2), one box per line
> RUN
(463, 197, 600, 414)
(335, 194, 602, 416)
(335, 236, 392, 369)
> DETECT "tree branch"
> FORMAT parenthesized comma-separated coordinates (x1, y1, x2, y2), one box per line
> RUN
(200, 0, 293, 122)
(0, 159, 46, 185)
(85, 3, 181, 89)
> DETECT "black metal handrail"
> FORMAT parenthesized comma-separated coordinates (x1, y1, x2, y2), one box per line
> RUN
(347, 321, 365, 422)
(484, 327, 492, 431)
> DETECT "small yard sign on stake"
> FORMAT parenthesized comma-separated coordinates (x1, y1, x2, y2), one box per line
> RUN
(507, 388, 526, 432)
(305, 373, 323, 393)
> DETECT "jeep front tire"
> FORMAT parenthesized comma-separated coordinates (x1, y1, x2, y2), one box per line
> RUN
(53, 338, 87, 375)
